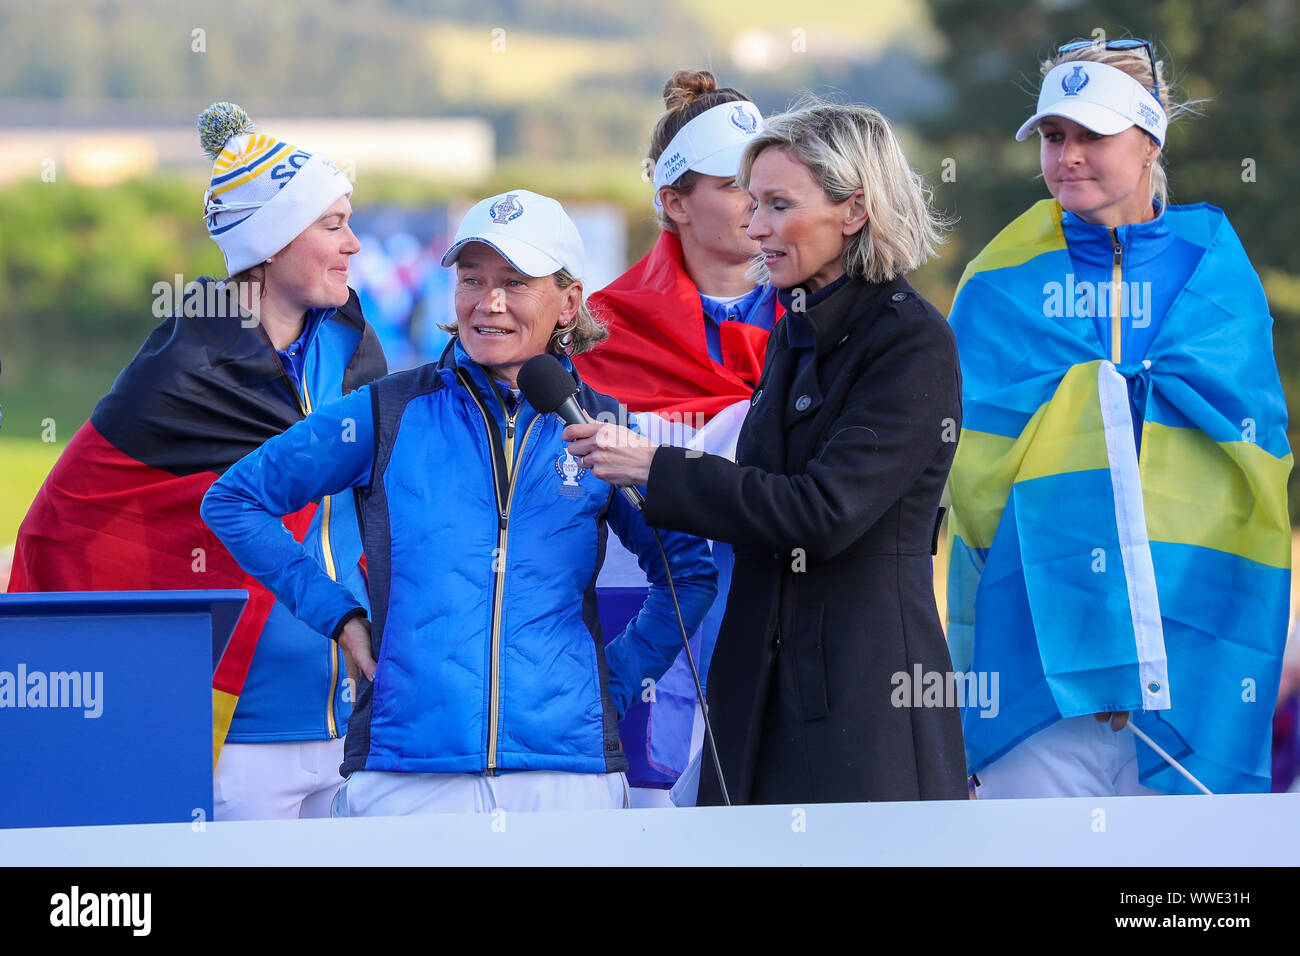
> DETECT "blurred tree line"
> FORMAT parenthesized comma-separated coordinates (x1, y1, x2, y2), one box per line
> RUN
(0, 178, 225, 437)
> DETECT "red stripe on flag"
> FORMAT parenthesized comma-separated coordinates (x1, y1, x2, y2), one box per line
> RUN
(10, 420, 316, 714)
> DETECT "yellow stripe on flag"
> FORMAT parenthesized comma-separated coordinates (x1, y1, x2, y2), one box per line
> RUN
(213, 689, 239, 768)
(949, 361, 1109, 549)
(955, 199, 1067, 296)
(1140, 421, 1293, 569)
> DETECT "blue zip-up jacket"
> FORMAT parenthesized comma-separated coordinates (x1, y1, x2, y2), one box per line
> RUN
(202, 341, 718, 775)
(1060, 201, 1202, 453)
(698, 283, 780, 366)
(228, 300, 385, 743)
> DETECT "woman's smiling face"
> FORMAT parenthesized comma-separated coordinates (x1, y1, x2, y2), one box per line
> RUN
(453, 243, 579, 386)
(265, 195, 360, 310)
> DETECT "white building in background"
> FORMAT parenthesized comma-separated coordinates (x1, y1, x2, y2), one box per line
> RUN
(0, 117, 495, 186)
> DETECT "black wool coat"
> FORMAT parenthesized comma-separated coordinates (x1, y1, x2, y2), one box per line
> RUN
(644, 274, 969, 805)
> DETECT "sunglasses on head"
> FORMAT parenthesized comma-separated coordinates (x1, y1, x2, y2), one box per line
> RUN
(1057, 38, 1162, 108)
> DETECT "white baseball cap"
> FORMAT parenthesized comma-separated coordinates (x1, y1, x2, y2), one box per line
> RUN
(1016, 60, 1167, 146)
(441, 189, 585, 279)
(652, 100, 764, 208)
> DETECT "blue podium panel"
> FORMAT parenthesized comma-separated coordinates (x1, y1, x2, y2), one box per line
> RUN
(0, 591, 246, 829)
(597, 586, 680, 788)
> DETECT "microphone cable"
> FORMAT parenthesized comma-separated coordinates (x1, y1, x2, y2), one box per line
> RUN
(516, 353, 731, 805)
(648, 526, 731, 807)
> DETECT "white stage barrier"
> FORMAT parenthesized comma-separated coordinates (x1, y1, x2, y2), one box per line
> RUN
(1, 792, 1296, 866)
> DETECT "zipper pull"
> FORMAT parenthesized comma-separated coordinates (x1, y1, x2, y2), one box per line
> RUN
(1109, 227, 1124, 366)
(505, 418, 515, 441)
(500, 511, 508, 530)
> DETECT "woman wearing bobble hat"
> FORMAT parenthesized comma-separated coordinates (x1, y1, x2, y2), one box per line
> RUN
(9, 103, 388, 820)
(945, 39, 1291, 798)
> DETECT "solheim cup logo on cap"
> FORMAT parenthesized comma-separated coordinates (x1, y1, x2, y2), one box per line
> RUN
(1062, 65, 1090, 96)
(729, 104, 758, 134)
(555, 451, 588, 497)
(490, 193, 524, 224)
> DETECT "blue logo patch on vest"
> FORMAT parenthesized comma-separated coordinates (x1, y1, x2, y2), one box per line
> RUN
(1061, 66, 1090, 96)
(730, 104, 758, 134)
(554, 451, 588, 498)
(490, 193, 524, 224)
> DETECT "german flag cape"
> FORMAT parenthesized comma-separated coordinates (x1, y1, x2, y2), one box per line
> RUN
(576, 231, 783, 421)
(946, 199, 1291, 794)
(9, 280, 386, 761)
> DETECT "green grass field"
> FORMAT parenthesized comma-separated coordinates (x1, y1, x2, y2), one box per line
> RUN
(424, 24, 642, 105)
(0, 437, 62, 547)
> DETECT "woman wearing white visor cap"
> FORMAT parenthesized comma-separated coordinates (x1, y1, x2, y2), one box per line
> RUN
(577, 70, 779, 417)
(946, 39, 1291, 799)
(575, 71, 781, 807)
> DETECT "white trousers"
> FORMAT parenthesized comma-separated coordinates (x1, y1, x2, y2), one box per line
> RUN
(975, 715, 1165, 799)
(628, 786, 675, 809)
(333, 769, 630, 817)
(213, 739, 345, 821)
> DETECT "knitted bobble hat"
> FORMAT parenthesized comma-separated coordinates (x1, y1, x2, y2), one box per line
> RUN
(198, 102, 352, 276)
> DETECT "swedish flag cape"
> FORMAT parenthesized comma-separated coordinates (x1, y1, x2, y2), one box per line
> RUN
(947, 199, 1291, 794)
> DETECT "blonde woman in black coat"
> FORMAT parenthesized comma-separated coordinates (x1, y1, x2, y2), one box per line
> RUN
(565, 101, 968, 805)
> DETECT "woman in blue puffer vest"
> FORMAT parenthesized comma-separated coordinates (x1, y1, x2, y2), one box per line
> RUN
(202, 189, 718, 815)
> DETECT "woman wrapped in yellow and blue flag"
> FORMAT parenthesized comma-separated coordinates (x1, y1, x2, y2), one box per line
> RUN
(946, 38, 1291, 797)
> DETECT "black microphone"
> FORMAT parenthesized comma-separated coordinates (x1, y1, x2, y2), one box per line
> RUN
(518, 354, 645, 511)
(517, 353, 731, 805)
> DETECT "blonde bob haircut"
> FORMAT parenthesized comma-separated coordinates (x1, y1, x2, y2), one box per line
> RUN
(738, 98, 948, 284)
(438, 267, 609, 356)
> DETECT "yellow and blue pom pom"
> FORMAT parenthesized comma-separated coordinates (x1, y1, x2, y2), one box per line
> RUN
(197, 102, 254, 159)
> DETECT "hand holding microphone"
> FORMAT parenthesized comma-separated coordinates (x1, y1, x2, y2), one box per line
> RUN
(562, 421, 657, 494)
(517, 355, 730, 804)
(517, 355, 657, 507)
